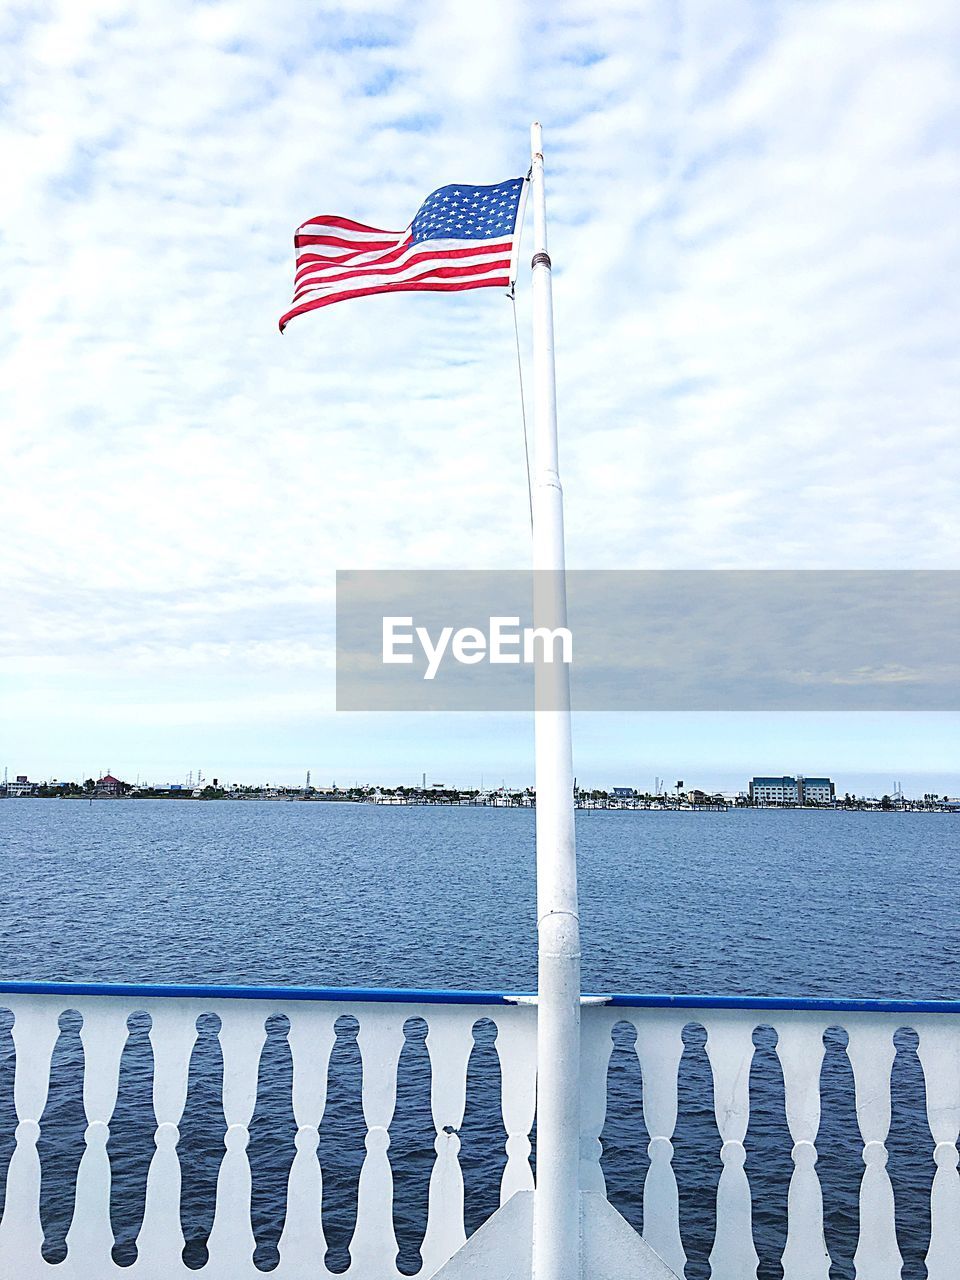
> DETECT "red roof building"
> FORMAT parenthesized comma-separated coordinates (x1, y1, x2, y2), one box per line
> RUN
(94, 774, 125, 797)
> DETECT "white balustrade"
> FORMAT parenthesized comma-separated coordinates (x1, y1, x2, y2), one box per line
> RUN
(917, 1017, 960, 1278)
(0, 988, 957, 1278)
(775, 1016, 830, 1280)
(277, 1007, 336, 1273)
(349, 1008, 405, 1276)
(577, 1007, 615, 1195)
(0, 997, 61, 1278)
(418, 1009, 475, 1273)
(205, 1004, 267, 1275)
(633, 1012, 686, 1277)
(66, 1000, 130, 1273)
(703, 1012, 760, 1280)
(492, 1006, 537, 1203)
(137, 1002, 199, 1275)
(846, 1021, 902, 1279)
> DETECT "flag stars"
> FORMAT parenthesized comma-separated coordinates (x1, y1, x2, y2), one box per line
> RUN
(408, 178, 523, 245)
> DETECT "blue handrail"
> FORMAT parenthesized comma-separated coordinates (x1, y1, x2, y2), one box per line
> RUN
(604, 992, 960, 1015)
(0, 979, 958, 1014)
(0, 980, 512, 1005)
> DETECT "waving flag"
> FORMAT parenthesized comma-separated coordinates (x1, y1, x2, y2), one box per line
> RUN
(279, 178, 526, 331)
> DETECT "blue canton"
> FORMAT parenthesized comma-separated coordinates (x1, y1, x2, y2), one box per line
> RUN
(410, 178, 525, 243)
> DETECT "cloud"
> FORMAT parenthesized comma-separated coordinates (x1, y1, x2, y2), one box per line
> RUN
(1, 0, 958, 778)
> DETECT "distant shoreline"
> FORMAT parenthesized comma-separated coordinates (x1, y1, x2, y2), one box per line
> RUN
(3, 795, 956, 814)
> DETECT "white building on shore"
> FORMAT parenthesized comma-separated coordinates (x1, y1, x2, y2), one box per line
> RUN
(749, 775, 836, 805)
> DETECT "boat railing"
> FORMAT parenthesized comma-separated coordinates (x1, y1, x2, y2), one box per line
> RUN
(0, 980, 957, 1278)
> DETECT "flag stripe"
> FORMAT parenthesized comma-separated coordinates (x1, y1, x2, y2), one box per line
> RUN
(298, 215, 401, 235)
(281, 276, 511, 328)
(295, 233, 403, 251)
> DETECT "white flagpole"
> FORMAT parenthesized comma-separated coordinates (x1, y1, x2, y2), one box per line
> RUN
(529, 120, 581, 1280)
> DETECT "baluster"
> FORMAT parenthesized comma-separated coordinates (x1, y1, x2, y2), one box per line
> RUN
(845, 1020, 901, 1279)
(348, 1008, 405, 1276)
(135, 1003, 199, 1274)
(916, 1019, 960, 1280)
(278, 1007, 337, 1274)
(205, 1004, 268, 1275)
(705, 1014, 760, 1280)
(0, 1000, 62, 1276)
(775, 1018, 831, 1280)
(493, 1006, 537, 1202)
(579, 1008, 615, 1194)
(418, 1008, 476, 1273)
(65, 1001, 130, 1269)
(633, 1012, 686, 1277)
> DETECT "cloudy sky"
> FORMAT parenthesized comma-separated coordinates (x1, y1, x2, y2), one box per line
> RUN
(1, 0, 958, 792)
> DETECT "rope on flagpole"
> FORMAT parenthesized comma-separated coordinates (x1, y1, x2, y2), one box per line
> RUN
(510, 290, 534, 532)
(508, 168, 534, 534)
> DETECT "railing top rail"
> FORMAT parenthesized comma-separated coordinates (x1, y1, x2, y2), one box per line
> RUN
(0, 979, 958, 1014)
(0, 979, 513, 1005)
(603, 992, 960, 1014)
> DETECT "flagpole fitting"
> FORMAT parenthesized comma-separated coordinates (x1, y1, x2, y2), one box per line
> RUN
(531, 119, 544, 164)
(532, 251, 552, 270)
(529, 120, 545, 165)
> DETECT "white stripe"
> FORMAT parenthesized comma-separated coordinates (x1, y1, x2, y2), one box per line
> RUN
(405, 236, 515, 254)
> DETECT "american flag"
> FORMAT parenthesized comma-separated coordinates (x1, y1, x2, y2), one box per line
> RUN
(279, 177, 526, 332)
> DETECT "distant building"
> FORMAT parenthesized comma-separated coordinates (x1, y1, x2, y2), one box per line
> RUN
(612, 787, 635, 798)
(4, 774, 34, 797)
(799, 777, 836, 805)
(94, 774, 126, 798)
(749, 776, 800, 805)
(749, 775, 835, 805)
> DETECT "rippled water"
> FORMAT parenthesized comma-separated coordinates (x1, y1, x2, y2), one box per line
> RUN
(0, 799, 957, 1276)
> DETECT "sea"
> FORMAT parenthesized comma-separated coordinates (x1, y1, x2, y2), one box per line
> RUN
(0, 799, 957, 1278)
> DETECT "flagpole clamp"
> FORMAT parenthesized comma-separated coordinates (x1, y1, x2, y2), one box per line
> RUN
(531, 251, 552, 270)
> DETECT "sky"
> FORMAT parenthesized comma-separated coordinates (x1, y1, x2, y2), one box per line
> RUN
(1, 0, 958, 793)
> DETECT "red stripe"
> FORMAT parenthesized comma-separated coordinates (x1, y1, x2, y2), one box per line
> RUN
(297, 215, 401, 236)
(292, 257, 511, 304)
(295, 233, 402, 251)
(279, 276, 510, 331)
(293, 243, 513, 290)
